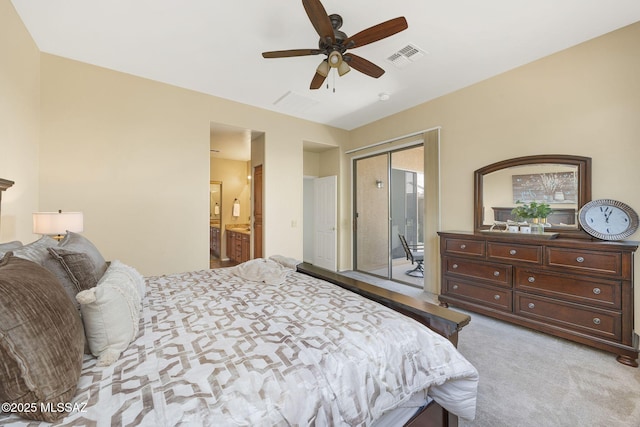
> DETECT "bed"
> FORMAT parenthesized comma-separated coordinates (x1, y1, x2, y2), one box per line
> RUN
(0, 181, 478, 426)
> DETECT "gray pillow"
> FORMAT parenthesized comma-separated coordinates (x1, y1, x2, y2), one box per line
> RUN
(11, 236, 58, 265)
(48, 247, 99, 292)
(0, 253, 84, 422)
(0, 240, 22, 257)
(57, 232, 108, 280)
(43, 232, 108, 307)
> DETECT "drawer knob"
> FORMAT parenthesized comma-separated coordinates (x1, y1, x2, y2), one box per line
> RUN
(494, 295, 501, 300)
(460, 244, 466, 249)
(493, 271, 500, 277)
(528, 303, 535, 309)
(576, 256, 585, 263)
(509, 249, 517, 255)
(528, 276, 535, 283)
(593, 287, 601, 295)
(452, 263, 459, 269)
(452, 284, 459, 290)
(593, 318, 601, 325)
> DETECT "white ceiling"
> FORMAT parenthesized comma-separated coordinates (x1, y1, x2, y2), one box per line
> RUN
(11, 1, 640, 132)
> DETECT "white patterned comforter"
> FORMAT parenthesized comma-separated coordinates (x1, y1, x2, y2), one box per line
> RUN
(2, 262, 478, 426)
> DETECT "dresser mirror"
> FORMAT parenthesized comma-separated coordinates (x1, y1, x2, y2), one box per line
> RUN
(474, 155, 592, 235)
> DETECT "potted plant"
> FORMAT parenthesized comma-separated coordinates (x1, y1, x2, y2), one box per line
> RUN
(511, 201, 552, 232)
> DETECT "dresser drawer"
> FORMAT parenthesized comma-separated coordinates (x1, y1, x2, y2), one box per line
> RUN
(515, 293, 621, 341)
(444, 257, 511, 287)
(514, 269, 621, 309)
(546, 247, 622, 276)
(443, 238, 485, 257)
(443, 279, 512, 311)
(488, 242, 543, 264)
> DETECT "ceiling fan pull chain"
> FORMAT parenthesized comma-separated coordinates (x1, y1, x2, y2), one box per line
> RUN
(332, 69, 336, 93)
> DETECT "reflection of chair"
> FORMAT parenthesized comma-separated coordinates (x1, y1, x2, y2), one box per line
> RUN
(398, 234, 424, 277)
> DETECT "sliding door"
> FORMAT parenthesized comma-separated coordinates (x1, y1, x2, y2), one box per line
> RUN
(390, 147, 424, 283)
(354, 153, 389, 276)
(354, 144, 424, 285)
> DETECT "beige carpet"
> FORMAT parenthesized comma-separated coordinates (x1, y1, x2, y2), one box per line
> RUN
(456, 309, 640, 427)
(341, 271, 640, 427)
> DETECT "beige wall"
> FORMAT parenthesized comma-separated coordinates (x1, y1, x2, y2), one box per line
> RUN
(303, 151, 320, 177)
(36, 54, 348, 275)
(350, 23, 640, 236)
(348, 22, 640, 325)
(0, 0, 40, 243)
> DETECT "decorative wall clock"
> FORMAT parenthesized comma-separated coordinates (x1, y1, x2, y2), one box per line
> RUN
(578, 199, 639, 241)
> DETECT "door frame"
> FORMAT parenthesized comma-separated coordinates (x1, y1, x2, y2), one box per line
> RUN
(353, 145, 424, 283)
(349, 128, 440, 292)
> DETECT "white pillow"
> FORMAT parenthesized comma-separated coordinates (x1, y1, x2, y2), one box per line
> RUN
(269, 254, 302, 269)
(109, 260, 146, 298)
(75, 261, 144, 366)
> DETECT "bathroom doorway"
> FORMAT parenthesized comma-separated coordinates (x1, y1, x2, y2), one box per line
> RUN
(209, 122, 264, 266)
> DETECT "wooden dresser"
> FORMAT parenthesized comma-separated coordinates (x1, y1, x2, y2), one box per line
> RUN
(438, 231, 639, 366)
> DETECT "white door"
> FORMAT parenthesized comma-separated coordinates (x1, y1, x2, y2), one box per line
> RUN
(313, 175, 337, 271)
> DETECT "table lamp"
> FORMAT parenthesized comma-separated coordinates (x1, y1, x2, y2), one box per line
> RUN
(33, 210, 84, 240)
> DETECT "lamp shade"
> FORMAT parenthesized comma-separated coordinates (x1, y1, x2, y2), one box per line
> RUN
(316, 60, 329, 77)
(337, 61, 350, 76)
(33, 211, 84, 235)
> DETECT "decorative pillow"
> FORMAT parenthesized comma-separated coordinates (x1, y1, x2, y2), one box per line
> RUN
(0, 253, 84, 422)
(47, 247, 99, 292)
(269, 254, 302, 269)
(76, 260, 144, 366)
(11, 235, 58, 265)
(0, 240, 23, 257)
(57, 232, 108, 279)
(109, 259, 146, 299)
(231, 258, 293, 285)
(43, 232, 108, 308)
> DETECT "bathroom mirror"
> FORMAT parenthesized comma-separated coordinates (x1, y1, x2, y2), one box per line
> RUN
(474, 155, 591, 235)
(210, 181, 222, 226)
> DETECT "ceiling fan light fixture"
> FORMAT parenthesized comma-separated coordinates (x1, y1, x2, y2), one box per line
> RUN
(328, 50, 342, 68)
(261, 1, 408, 90)
(338, 61, 350, 76)
(316, 60, 330, 77)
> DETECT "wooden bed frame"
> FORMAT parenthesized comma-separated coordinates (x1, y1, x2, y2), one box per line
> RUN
(297, 263, 472, 427)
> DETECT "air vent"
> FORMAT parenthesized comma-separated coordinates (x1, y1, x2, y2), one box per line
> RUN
(273, 91, 318, 112)
(386, 44, 427, 68)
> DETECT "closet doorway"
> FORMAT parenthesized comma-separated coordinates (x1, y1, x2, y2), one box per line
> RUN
(354, 144, 424, 287)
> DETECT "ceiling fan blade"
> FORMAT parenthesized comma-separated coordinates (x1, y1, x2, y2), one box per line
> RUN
(302, 0, 335, 43)
(344, 17, 408, 49)
(345, 54, 385, 78)
(262, 49, 322, 58)
(310, 71, 327, 89)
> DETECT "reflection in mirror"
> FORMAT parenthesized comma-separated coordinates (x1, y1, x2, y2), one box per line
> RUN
(483, 164, 578, 227)
(210, 181, 222, 226)
(474, 155, 591, 236)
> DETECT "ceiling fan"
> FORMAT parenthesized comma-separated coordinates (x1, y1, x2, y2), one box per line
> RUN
(262, 0, 408, 89)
